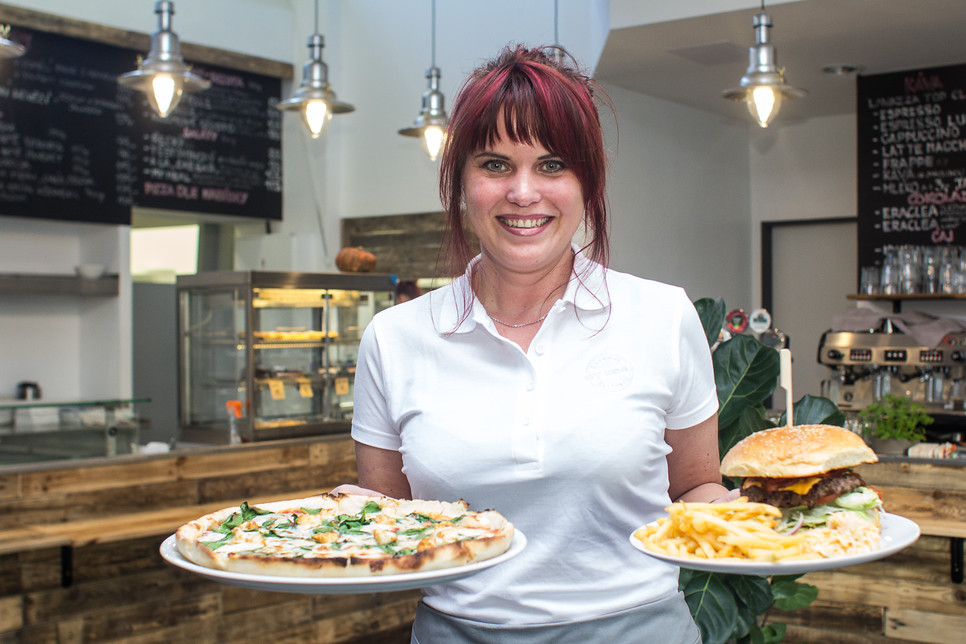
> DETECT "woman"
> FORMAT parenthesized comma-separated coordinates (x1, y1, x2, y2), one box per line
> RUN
(341, 45, 728, 642)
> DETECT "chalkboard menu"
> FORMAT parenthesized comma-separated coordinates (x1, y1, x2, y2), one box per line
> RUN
(857, 63, 966, 271)
(0, 25, 281, 225)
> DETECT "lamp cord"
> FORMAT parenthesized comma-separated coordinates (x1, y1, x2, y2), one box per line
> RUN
(430, 0, 436, 68)
(554, 0, 559, 47)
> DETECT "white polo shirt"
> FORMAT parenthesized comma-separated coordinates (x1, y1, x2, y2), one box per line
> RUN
(351, 252, 718, 625)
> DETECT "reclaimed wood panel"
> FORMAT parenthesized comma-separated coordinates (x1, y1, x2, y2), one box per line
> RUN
(775, 598, 883, 634)
(877, 485, 966, 523)
(215, 597, 315, 642)
(783, 624, 896, 644)
(885, 607, 966, 643)
(310, 440, 356, 466)
(14, 548, 63, 594)
(314, 594, 420, 643)
(0, 529, 67, 556)
(0, 595, 22, 633)
(0, 474, 18, 501)
(84, 590, 222, 642)
(195, 464, 338, 503)
(858, 461, 966, 492)
(175, 443, 312, 480)
(19, 458, 178, 497)
(342, 212, 480, 281)
(2, 479, 201, 525)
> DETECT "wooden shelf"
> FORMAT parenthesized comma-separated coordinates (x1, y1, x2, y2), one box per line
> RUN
(0, 273, 118, 297)
(847, 293, 966, 301)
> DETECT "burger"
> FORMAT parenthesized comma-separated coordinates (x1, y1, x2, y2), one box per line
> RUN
(720, 424, 882, 556)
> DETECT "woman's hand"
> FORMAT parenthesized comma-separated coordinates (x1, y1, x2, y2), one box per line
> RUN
(329, 484, 388, 498)
(712, 488, 742, 503)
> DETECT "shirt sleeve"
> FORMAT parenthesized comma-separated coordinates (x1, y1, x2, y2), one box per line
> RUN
(350, 321, 403, 450)
(665, 291, 719, 429)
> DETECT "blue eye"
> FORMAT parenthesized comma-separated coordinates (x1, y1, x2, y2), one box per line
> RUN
(482, 159, 508, 172)
(542, 159, 566, 173)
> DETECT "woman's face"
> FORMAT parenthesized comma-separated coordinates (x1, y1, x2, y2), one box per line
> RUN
(461, 123, 584, 279)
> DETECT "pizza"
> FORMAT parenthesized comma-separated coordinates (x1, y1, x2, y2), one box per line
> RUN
(175, 492, 515, 577)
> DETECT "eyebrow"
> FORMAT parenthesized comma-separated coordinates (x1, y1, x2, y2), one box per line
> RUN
(472, 151, 558, 161)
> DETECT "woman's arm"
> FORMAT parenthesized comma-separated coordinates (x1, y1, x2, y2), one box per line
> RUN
(665, 414, 732, 503)
(336, 441, 412, 499)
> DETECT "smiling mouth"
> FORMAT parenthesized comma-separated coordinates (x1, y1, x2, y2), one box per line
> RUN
(499, 217, 552, 229)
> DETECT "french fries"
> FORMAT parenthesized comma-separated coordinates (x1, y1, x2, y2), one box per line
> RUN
(633, 499, 817, 562)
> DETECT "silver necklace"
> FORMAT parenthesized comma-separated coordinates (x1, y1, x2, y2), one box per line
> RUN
(487, 312, 548, 328)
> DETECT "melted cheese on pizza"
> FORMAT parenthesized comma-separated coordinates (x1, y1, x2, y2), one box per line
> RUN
(198, 499, 502, 561)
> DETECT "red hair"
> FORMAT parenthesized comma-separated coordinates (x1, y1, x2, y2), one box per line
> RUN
(438, 45, 612, 277)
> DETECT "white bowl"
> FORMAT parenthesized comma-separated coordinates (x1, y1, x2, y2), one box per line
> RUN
(75, 264, 106, 279)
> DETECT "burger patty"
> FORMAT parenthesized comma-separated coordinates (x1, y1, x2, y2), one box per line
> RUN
(742, 469, 866, 508)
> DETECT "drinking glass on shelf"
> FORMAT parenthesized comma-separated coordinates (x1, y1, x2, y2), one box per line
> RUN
(940, 261, 957, 294)
(899, 258, 920, 294)
(881, 262, 900, 294)
(860, 266, 880, 294)
(921, 248, 939, 293)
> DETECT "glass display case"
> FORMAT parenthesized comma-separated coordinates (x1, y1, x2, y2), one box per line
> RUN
(0, 398, 144, 464)
(177, 271, 397, 443)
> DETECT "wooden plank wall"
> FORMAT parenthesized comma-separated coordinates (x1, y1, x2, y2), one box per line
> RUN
(341, 212, 479, 282)
(0, 436, 418, 643)
(774, 460, 966, 643)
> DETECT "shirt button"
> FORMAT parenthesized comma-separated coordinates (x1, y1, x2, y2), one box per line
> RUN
(534, 344, 546, 355)
(526, 381, 535, 391)
(522, 417, 531, 426)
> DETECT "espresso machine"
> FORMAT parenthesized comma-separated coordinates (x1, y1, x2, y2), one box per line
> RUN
(817, 329, 966, 440)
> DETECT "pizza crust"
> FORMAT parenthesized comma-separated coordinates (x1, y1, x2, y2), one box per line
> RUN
(175, 493, 515, 578)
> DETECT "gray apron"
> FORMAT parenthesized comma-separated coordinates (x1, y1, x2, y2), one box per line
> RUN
(410, 592, 702, 644)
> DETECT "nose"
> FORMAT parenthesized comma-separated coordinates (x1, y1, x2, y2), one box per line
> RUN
(506, 170, 540, 207)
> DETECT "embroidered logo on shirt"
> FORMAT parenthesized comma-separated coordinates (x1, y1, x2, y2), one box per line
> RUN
(585, 354, 633, 391)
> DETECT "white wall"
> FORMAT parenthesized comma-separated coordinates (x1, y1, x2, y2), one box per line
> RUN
(749, 113, 858, 308)
(603, 83, 752, 307)
(2, 0, 853, 405)
(269, 0, 608, 270)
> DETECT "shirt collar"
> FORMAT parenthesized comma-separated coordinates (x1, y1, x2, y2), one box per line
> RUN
(431, 245, 610, 335)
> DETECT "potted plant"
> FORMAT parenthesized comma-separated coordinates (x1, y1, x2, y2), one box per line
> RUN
(858, 393, 933, 455)
(684, 297, 848, 644)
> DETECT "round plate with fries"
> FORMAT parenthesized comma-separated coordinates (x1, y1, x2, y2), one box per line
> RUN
(629, 501, 920, 575)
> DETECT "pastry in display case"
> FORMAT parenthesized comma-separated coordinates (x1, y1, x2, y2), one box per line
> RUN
(176, 271, 397, 443)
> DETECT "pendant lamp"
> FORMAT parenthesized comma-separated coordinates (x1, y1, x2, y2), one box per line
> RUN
(0, 25, 25, 60)
(277, 0, 355, 139)
(721, 1, 806, 128)
(118, 1, 210, 118)
(398, 0, 448, 161)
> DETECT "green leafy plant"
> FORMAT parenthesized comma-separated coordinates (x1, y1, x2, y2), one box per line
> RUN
(682, 298, 843, 644)
(858, 393, 932, 441)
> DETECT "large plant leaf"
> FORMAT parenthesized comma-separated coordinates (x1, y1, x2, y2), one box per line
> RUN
(730, 575, 775, 614)
(779, 394, 846, 427)
(761, 623, 787, 644)
(713, 335, 780, 428)
(680, 571, 739, 644)
(719, 404, 774, 468)
(770, 575, 819, 611)
(694, 297, 727, 348)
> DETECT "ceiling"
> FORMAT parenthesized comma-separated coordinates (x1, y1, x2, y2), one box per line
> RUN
(594, 0, 966, 126)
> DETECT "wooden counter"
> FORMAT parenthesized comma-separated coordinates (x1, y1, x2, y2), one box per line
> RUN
(2, 442, 964, 642)
(0, 435, 417, 643)
(777, 458, 966, 643)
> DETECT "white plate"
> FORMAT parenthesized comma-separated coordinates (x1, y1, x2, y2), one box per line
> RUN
(160, 530, 526, 594)
(629, 512, 920, 575)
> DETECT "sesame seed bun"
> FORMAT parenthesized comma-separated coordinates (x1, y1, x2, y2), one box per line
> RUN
(720, 424, 878, 478)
